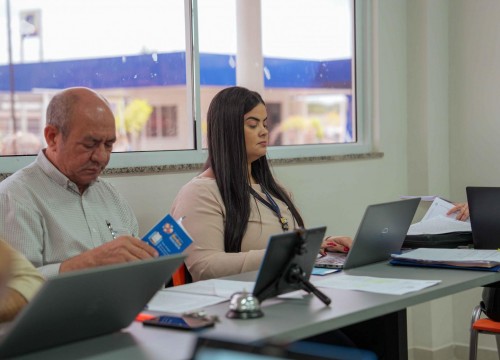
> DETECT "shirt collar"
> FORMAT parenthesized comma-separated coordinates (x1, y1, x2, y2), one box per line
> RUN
(36, 150, 100, 193)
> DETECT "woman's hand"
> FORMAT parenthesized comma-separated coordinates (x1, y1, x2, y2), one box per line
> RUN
(320, 236, 352, 256)
(446, 202, 469, 221)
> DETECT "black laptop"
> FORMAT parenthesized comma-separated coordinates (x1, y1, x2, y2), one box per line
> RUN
(467, 186, 500, 249)
(0, 254, 185, 358)
(315, 198, 420, 269)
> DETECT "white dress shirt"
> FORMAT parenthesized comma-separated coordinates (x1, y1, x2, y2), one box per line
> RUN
(0, 151, 139, 278)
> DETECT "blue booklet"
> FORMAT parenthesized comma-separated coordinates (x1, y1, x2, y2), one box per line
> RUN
(141, 214, 193, 256)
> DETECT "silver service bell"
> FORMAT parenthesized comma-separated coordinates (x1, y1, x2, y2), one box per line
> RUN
(226, 291, 264, 319)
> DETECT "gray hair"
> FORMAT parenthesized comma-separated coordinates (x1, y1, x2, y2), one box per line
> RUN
(46, 90, 80, 139)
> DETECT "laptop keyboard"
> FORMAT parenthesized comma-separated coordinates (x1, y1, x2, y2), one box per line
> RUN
(315, 253, 347, 266)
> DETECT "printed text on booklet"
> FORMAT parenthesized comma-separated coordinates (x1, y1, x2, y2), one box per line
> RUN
(142, 214, 192, 256)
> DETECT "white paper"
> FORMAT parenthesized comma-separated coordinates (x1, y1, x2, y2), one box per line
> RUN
(422, 197, 459, 221)
(314, 274, 441, 295)
(147, 290, 228, 313)
(406, 197, 470, 235)
(278, 290, 309, 299)
(407, 215, 471, 235)
(167, 279, 254, 299)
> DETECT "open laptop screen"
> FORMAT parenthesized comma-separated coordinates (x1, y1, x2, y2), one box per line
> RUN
(0, 254, 185, 358)
(315, 198, 419, 270)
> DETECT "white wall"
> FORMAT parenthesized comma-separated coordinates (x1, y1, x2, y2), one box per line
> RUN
(405, 0, 456, 355)
(407, 0, 500, 356)
(449, 0, 500, 196)
(448, 0, 500, 353)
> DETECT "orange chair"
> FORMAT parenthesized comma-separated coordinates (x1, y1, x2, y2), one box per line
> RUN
(469, 303, 500, 360)
(171, 263, 191, 286)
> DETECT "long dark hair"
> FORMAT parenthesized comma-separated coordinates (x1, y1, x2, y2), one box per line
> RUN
(205, 86, 304, 253)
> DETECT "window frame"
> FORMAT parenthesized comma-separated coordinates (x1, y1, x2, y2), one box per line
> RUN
(0, 0, 373, 174)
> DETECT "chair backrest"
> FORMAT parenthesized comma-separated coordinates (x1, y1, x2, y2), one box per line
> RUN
(469, 303, 500, 360)
(171, 263, 192, 286)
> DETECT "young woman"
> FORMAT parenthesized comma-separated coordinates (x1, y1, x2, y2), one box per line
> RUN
(171, 86, 351, 281)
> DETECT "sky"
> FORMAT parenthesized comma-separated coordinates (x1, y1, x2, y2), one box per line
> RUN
(0, 0, 353, 64)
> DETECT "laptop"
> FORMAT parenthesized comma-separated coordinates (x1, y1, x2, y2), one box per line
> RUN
(315, 198, 420, 270)
(253, 226, 327, 303)
(0, 254, 185, 358)
(466, 186, 500, 249)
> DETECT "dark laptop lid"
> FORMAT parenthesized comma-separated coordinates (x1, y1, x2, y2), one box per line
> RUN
(466, 186, 500, 249)
(0, 254, 185, 358)
(343, 198, 420, 270)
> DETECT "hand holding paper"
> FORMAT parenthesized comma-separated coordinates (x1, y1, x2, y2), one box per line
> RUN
(407, 197, 471, 235)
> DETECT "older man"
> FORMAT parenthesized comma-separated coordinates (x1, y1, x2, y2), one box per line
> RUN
(0, 87, 157, 278)
(0, 239, 44, 322)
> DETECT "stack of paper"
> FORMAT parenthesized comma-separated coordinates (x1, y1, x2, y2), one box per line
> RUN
(314, 273, 441, 295)
(407, 197, 471, 235)
(391, 248, 500, 271)
(147, 279, 254, 313)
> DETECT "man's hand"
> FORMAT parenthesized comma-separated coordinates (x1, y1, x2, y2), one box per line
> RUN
(0, 289, 27, 323)
(60, 236, 159, 273)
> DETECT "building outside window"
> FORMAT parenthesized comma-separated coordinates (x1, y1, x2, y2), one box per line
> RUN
(0, 0, 357, 163)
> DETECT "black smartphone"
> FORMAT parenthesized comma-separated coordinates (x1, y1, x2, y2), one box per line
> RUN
(143, 315, 215, 331)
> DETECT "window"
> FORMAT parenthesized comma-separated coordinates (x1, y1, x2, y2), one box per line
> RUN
(146, 106, 177, 138)
(0, 0, 191, 160)
(0, 0, 371, 172)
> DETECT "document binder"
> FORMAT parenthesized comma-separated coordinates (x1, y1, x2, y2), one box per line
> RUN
(390, 248, 500, 272)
